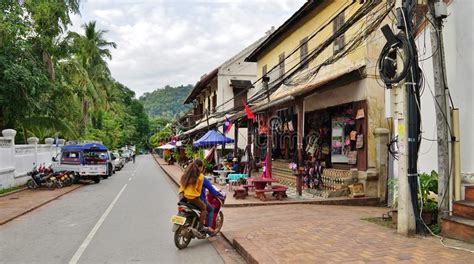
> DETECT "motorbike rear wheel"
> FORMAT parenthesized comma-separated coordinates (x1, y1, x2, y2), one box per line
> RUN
(211, 211, 224, 236)
(174, 226, 192, 249)
(46, 180, 56, 190)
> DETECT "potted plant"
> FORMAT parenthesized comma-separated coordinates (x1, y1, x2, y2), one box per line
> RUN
(419, 170, 438, 225)
(388, 178, 399, 224)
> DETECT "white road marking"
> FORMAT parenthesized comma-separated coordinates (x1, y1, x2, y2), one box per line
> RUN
(69, 184, 128, 264)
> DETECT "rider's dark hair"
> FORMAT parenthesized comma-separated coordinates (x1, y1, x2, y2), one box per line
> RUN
(180, 159, 204, 188)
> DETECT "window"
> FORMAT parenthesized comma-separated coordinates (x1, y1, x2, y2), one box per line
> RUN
(278, 52, 285, 78)
(207, 95, 211, 112)
(212, 91, 217, 113)
(300, 37, 309, 69)
(333, 12, 345, 54)
(234, 91, 248, 109)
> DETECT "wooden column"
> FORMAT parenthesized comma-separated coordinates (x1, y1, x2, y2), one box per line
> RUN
(265, 111, 273, 178)
(297, 99, 304, 196)
(247, 119, 253, 178)
(233, 121, 239, 158)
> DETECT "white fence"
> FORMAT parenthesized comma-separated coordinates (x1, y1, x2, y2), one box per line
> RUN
(0, 129, 63, 190)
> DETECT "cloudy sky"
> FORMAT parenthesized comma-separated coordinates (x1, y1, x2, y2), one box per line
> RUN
(70, 0, 306, 97)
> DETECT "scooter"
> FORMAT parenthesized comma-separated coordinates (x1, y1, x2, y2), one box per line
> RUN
(171, 190, 226, 249)
(26, 165, 58, 190)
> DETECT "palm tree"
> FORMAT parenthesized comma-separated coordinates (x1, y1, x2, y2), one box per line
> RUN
(66, 21, 117, 135)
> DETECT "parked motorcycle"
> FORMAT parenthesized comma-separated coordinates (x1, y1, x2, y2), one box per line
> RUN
(179, 159, 193, 170)
(55, 170, 74, 188)
(26, 165, 58, 190)
(171, 190, 226, 249)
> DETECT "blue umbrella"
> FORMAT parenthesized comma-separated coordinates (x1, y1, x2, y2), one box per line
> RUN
(193, 130, 234, 147)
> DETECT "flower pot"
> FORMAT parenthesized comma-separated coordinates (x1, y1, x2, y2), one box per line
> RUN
(391, 210, 398, 224)
(421, 209, 435, 225)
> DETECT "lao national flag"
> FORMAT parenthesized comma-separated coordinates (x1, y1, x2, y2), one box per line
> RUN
(223, 115, 233, 134)
(261, 159, 271, 178)
(242, 99, 255, 120)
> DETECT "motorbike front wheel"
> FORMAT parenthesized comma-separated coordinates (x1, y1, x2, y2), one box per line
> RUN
(174, 226, 192, 249)
(27, 179, 37, 189)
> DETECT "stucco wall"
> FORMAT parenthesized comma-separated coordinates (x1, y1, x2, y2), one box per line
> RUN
(256, 1, 370, 81)
(216, 55, 256, 151)
(417, 1, 474, 181)
(0, 134, 60, 189)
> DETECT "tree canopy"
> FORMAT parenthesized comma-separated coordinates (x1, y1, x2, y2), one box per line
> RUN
(139, 84, 193, 118)
(0, 1, 150, 150)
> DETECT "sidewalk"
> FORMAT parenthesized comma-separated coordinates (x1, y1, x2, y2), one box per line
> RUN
(0, 185, 82, 225)
(153, 155, 473, 263)
(153, 155, 379, 207)
(221, 204, 473, 263)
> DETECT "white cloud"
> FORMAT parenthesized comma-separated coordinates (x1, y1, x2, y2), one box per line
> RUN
(70, 0, 306, 97)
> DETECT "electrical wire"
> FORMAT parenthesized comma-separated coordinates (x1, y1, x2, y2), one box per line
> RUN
(210, 0, 358, 115)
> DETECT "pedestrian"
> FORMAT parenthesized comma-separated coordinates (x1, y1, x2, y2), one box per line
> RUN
(132, 152, 136, 163)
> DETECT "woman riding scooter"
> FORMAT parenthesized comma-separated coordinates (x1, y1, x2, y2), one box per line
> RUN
(178, 159, 209, 233)
(178, 159, 224, 233)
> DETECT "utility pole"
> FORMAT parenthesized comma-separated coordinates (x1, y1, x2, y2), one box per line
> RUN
(393, 0, 416, 236)
(427, 0, 450, 219)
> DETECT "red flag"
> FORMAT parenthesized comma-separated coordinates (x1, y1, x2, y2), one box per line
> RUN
(242, 99, 255, 120)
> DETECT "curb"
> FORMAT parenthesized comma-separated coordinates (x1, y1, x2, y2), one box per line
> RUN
(223, 197, 380, 208)
(0, 187, 28, 198)
(0, 185, 82, 225)
(231, 237, 259, 264)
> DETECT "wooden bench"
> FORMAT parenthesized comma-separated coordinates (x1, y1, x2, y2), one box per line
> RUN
(255, 186, 288, 201)
(233, 187, 247, 199)
(242, 184, 254, 194)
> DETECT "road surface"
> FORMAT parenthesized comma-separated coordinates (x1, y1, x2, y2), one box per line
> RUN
(0, 155, 224, 264)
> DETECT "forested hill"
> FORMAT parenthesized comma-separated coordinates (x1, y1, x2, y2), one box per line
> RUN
(139, 85, 193, 118)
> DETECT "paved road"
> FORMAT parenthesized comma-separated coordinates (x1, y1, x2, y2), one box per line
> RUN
(0, 155, 224, 264)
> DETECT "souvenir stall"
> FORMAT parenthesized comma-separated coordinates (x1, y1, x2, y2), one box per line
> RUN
(302, 100, 367, 197)
(272, 107, 297, 160)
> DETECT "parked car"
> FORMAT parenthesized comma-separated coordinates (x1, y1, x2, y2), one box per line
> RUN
(122, 150, 132, 162)
(105, 151, 115, 178)
(111, 152, 125, 171)
(53, 143, 109, 183)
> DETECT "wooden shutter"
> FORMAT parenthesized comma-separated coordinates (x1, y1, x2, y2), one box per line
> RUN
(333, 12, 345, 54)
(234, 91, 247, 109)
(300, 37, 308, 69)
(355, 100, 367, 171)
(279, 52, 285, 79)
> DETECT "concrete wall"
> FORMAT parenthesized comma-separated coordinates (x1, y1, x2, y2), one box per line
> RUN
(417, 1, 474, 183)
(217, 53, 256, 151)
(0, 129, 62, 190)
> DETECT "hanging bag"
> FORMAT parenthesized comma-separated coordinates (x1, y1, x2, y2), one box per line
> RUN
(355, 108, 365, 119)
(350, 130, 358, 141)
(356, 125, 364, 149)
(347, 150, 357, 165)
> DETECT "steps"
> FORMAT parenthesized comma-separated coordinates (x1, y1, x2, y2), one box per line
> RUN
(453, 201, 474, 220)
(271, 160, 296, 187)
(465, 186, 474, 201)
(441, 186, 474, 244)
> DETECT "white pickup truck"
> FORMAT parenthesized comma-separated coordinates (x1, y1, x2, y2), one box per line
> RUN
(53, 143, 110, 183)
